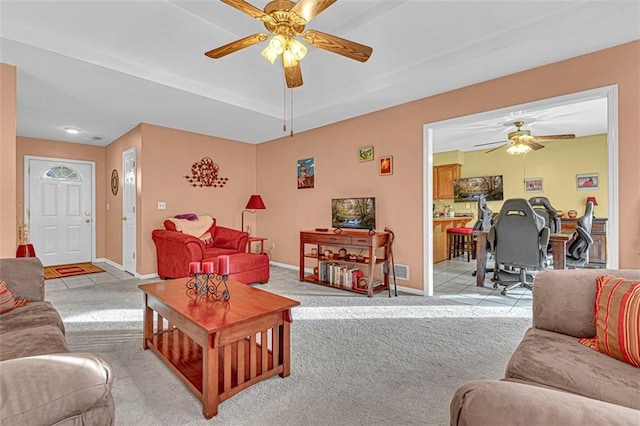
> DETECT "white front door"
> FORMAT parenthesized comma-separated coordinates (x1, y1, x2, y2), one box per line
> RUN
(122, 148, 137, 274)
(27, 158, 93, 266)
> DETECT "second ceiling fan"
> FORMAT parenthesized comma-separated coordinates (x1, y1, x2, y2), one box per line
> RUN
(205, 0, 373, 88)
(475, 121, 576, 155)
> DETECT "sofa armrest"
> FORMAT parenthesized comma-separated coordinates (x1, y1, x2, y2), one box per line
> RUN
(451, 380, 640, 426)
(0, 353, 115, 426)
(0, 258, 45, 301)
(212, 226, 249, 253)
(532, 269, 640, 338)
(152, 229, 206, 279)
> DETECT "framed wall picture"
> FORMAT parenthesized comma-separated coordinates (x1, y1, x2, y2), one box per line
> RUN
(524, 177, 543, 193)
(297, 157, 315, 189)
(379, 156, 393, 175)
(358, 146, 374, 162)
(576, 173, 599, 190)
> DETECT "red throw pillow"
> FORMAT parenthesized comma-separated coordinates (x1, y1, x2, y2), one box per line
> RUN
(579, 275, 640, 368)
(0, 280, 16, 314)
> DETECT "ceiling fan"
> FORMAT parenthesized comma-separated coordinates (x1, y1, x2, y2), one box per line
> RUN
(475, 121, 576, 155)
(204, 0, 373, 88)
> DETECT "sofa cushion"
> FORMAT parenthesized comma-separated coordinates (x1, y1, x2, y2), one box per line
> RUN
(0, 324, 68, 362)
(0, 301, 65, 335)
(451, 379, 640, 426)
(213, 226, 243, 249)
(506, 327, 640, 409)
(579, 275, 640, 368)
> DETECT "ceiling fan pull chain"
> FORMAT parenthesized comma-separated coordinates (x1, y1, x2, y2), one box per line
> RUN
(290, 88, 294, 137)
(283, 82, 287, 132)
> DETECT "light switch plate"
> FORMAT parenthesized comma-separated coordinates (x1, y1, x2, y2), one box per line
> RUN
(157, 202, 166, 210)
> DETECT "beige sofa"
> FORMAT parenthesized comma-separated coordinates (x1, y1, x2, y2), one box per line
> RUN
(451, 268, 640, 426)
(0, 258, 115, 426)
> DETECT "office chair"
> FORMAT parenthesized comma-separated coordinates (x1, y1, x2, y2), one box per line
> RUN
(471, 195, 493, 277)
(528, 196, 561, 260)
(489, 198, 550, 295)
(565, 201, 594, 268)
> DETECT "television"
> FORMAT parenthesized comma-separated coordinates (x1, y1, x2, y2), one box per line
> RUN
(453, 175, 504, 202)
(331, 197, 376, 230)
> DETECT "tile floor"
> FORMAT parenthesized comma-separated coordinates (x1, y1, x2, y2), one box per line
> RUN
(46, 257, 532, 313)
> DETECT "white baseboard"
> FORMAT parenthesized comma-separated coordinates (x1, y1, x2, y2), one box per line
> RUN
(94, 257, 123, 270)
(93, 257, 158, 280)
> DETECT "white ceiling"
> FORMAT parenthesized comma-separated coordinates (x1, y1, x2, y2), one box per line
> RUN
(1, 1, 638, 148)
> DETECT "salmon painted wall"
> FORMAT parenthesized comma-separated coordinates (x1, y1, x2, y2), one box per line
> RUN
(257, 40, 640, 291)
(134, 124, 257, 275)
(0, 63, 17, 257)
(15, 137, 107, 259)
(104, 125, 142, 265)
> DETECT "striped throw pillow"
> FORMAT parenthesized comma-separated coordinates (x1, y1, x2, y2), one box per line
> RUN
(0, 280, 16, 314)
(579, 275, 640, 368)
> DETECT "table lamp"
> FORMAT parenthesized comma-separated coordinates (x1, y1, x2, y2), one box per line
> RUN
(585, 196, 598, 217)
(241, 195, 266, 234)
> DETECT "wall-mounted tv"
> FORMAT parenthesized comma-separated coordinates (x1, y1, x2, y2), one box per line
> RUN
(331, 197, 376, 230)
(453, 175, 504, 202)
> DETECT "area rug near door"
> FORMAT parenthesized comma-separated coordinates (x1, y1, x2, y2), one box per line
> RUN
(44, 263, 104, 280)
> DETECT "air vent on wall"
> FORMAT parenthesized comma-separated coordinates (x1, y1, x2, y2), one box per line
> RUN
(382, 263, 409, 281)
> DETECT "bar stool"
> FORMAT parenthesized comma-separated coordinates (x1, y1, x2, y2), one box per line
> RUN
(447, 227, 474, 262)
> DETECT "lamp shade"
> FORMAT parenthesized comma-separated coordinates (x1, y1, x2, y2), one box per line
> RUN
(585, 196, 598, 206)
(245, 195, 266, 210)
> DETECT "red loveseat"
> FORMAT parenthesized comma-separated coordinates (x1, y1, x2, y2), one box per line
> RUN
(152, 218, 248, 280)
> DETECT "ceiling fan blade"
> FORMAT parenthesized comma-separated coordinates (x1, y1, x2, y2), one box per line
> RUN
(524, 141, 545, 151)
(205, 33, 268, 59)
(533, 134, 576, 141)
(282, 57, 303, 88)
(290, 0, 336, 23)
(220, 0, 275, 24)
(474, 140, 508, 147)
(485, 144, 506, 154)
(303, 30, 372, 62)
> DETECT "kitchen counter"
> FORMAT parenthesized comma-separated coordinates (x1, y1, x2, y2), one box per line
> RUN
(433, 217, 474, 263)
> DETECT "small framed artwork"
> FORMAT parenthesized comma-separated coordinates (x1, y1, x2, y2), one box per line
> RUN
(379, 156, 393, 176)
(297, 157, 315, 189)
(358, 146, 374, 162)
(576, 173, 599, 190)
(524, 177, 543, 193)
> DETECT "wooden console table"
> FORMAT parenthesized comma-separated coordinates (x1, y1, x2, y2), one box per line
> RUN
(299, 229, 390, 297)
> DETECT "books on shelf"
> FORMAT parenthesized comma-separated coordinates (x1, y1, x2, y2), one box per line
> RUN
(318, 261, 362, 289)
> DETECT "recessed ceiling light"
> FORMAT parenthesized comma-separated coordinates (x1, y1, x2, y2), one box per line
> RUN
(63, 127, 81, 134)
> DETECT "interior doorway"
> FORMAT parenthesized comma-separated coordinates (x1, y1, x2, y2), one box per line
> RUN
(122, 147, 137, 274)
(422, 85, 619, 296)
(25, 156, 95, 266)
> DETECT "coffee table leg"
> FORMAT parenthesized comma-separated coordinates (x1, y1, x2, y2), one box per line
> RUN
(143, 294, 152, 350)
(202, 337, 219, 419)
(280, 311, 292, 378)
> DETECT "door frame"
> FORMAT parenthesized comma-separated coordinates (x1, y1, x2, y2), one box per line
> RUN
(422, 85, 619, 296)
(24, 155, 96, 263)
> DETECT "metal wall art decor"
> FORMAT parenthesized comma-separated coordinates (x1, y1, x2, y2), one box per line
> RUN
(184, 157, 229, 187)
(110, 169, 119, 195)
(186, 261, 230, 303)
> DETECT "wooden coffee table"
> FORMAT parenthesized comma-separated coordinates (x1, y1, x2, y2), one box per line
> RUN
(139, 277, 299, 418)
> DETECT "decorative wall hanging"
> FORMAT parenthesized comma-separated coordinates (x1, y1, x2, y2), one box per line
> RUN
(524, 177, 543, 193)
(379, 156, 393, 175)
(576, 173, 599, 190)
(358, 146, 374, 162)
(110, 169, 119, 195)
(297, 157, 314, 189)
(184, 157, 229, 187)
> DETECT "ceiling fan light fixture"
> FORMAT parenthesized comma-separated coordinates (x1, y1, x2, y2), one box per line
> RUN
(506, 143, 532, 155)
(261, 35, 286, 63)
